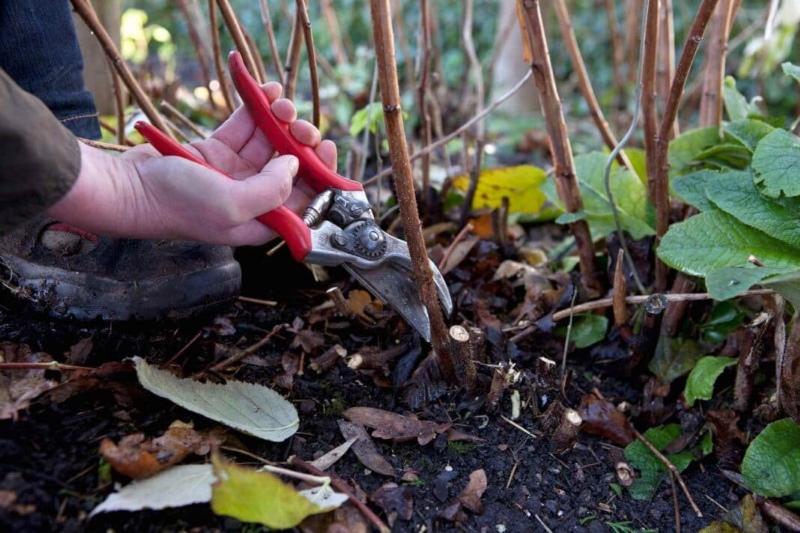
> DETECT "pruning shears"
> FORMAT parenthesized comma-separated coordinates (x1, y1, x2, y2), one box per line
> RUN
(135, 51, 451, 342)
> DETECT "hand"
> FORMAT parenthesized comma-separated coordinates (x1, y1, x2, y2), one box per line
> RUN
(49, 82, 337, 246)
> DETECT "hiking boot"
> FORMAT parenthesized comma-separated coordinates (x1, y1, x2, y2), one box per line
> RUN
(0, 217, 241, 321)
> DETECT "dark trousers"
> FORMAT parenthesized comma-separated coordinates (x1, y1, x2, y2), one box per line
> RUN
(0, 0, 100, 138)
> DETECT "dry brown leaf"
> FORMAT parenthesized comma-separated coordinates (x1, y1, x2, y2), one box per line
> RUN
(66, 337, 93, 365)
(0, 343, 59, 420)
(309, 437, 358, 471)
(458, 469, 487, 514)
(440, 235, 480, 275)
(578, 392, 635, 446)
(346, 289, 378, 321)
(100, 421, 220, 479)
(343, 406, 450, 445)
(371, 483, 413, 527)
(337, 420, 396, 477)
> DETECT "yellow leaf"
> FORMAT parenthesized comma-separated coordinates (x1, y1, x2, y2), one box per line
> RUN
(452, 165, 552, 217)
(211, 456, 328, 529)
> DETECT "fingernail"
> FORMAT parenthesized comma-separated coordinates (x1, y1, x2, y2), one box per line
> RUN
(287, 155, 299, 174)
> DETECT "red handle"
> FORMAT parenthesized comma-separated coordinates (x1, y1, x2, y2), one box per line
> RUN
(228, 51, 363, 194)
(134, 122, 312, 261)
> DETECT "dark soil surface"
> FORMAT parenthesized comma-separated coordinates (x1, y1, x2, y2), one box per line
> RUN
(0, 249, 743, 532)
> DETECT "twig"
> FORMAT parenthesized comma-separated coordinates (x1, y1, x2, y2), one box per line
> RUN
(758, 497, 800, 531)
(216, 0, 262, 83)
(0, 361, 91, 371)
(160, 101, 207, 139)
(364, 70, 533, 186)
(165, 331, 203, 366)
(295, 0, 320, 128)
(605, 0, 626, 101)
(70, 0, 171, 137)
(238, 295, 277, 307)
(284, 12, 303, 99)
(438, 223, 473, 271)
(634, 429, 702, 517)
(78, 138, 130, 152)
(244, 29, 267, 85)
(258, 0, 284, 80)
(208, 324, 286, 373)
(417, 0, 433, 210)
(290, 457, 391, 533)
(209, 0, 235, 114)
(176, 0, 215, 110)
(501, 415, 538, 439)
(699, 0, 738, 126)
(603, 0, 650, 295)
(550, 289, 775, 322)
(642, 0, 660, 207)
(652, 0, 720, 290)
(669, 472, 682, 533)
(534, 514, 555, 533)
(612, 249, 629, 326)
(517, 0, 600, 292)
(657, 0, 678, 139)
(552, 0, 631, 168)
(369, 0, 454, 379)
(560, 285, 579, 397)
(109, 64, 127, 145)
(259, 464, 330, 486)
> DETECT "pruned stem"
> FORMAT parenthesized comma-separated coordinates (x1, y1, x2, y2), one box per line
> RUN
(258, 0, 285, 80)
(216, 0, 262, 83)
(657, 0, 678, 139)
(552, 0, 631, 168)
(417, 0, 433, 209)
(209, 0, 235, 114)
(699, 0, 739, 126)
(368, 0, 454, 380)
(295, 0, 320, 127)
(517, 0, 600, 292)
(70, 0, 171, 137)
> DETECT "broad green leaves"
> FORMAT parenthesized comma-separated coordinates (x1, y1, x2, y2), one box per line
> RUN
(134, 358, 299, 442)
(684, 356, 737, 407)
(624, 424, 693, 500)
(556, 314, 609, 349)
(649, 337, 703, 384)
(723, 76, 762, 121)
(742, 419, 800, 498)
(783, 62, 800, 84)
(545, 152, 654, 240)
(211, 457, 343, 529)
(753, 129, 800, 198)
(658, 210, 800, 277)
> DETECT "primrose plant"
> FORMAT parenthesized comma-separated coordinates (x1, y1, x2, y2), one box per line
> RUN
(657, 64, 800, 310)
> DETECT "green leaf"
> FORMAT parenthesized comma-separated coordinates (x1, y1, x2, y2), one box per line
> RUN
(649, 337, 704, 384)
(134, 357, 299, 442)
(624, 147, 648, 184)
(672, 170, 718, 211)
(693, 143, 751, 169)
(700, 302, 746, 345)
(705, 266, 785, 301)
(723, 76, 762, 121)
(701, 431, 714, 456)
(545, 152, 654, 240)
(783, 62, 800, 84)
(669, 127, 723, 177)
(724, 119, 775, 152)
(704, 169, 800, 248)
(684, 356, 736, 406)
(556, 314, 608, 349)
(657, 210, 800, 278)
(741, 419, 800, 497)
(752, 129, 800, 198)
(349, 102, 384, 137)
(211, 457, 339, 528)
(624, 424, 693, 500)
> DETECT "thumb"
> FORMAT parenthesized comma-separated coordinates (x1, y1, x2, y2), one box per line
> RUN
(230, 155, 299, 221)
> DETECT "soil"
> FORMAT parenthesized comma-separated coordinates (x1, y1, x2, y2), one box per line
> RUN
(0, 249, 744, 532)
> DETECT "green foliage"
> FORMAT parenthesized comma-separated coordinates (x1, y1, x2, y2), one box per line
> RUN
(544, 152, 654, 240)
(785, 62, 800, 84)
(752, 129, 800, 198)
(742, 419, 800, 498)
(556, 314, 608, 349)
(700, 302, 746, 345)
(348, 102, 384, 137)
(723, 77, 762, 121)
(724, 119, 775, 151)
(648, 337, 703, 384)
(624, 425, 693, 500)
(684, 356, 737, 407)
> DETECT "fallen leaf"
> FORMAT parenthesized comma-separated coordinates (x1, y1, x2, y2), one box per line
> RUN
(298, 484, 348, 510)
(309, 437, 358, 471)
(370, 483, 413, 526)
(66, 337, 93, 365)
(100, 421, 219, 479)
(300, 503, 369, 533)
(458, 469, 487, 514)
(451, 165, 553, 218)
(441, 235, 480, 275)
(699, 494, 767, 533)
(0, 489, 35, 515)
(346, 289, 378, 321)
(211, 456, 340, 528)
(90, 464, 215, 516)
(337, 420, 396, 477)
(0, 343, 59, 420)
(343, 407, 450, 445)
(578, 393, 635, 446)
(134, 357, 298, 442)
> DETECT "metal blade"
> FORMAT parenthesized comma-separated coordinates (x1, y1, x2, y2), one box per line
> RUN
(343, 263, 433, 342)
